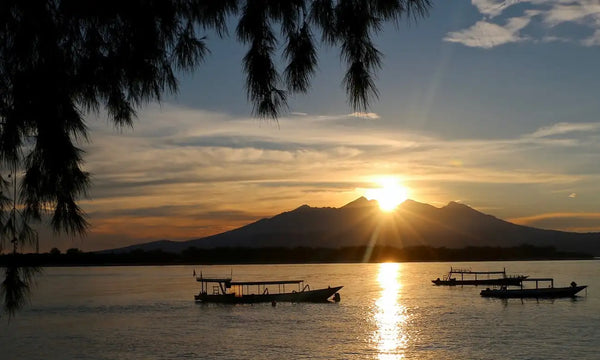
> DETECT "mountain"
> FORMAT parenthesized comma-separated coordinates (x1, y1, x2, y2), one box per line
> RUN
(102, 198, 600, 255)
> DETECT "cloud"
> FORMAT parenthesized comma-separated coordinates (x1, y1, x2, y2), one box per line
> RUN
(86, 108, 600, 194)
(349, 112, 380, 119)
(582, 29, 600, 46)
(472, 0, 526, 18)
(447, 0, 600, 48)
(541, 1, 600, 27)
(509, 212, 600, 232)
(528, 122, 600, 138)
(444, 16, 531, 48)
(471, 0, 522, 17)
(542, 35, 572, 43)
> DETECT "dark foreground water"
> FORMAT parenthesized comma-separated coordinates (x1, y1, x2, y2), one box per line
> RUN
(1, 261, 598, 359)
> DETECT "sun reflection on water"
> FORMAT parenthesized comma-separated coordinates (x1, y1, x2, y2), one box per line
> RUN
(374, 263, 408, 360)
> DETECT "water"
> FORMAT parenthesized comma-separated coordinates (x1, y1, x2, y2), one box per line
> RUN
(1, 261, 598, 359)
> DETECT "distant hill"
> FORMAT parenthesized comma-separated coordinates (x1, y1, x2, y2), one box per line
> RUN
(102, 198, 600, 255)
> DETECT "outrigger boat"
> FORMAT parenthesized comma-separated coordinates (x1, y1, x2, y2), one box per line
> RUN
(432, 267, 527, 286)
(194, 274, 342, 304)
(480, 278, 587, 298)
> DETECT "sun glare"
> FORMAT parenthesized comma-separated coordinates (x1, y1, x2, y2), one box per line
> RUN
(365, 178, 409, 212)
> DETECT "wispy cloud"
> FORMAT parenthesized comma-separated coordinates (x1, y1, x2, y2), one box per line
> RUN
(349, 112, 380, 119)
(472, 0, 525, 18)
(446, 0, 600, 48)
(582, 29, 600, 46)
(509, 212, 600, 232)
(86, 106, 600, 192)
(528, 122, 600, 138)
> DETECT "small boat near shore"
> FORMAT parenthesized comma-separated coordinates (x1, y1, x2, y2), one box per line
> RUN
(194, 274, 342, 304)
(480, 278, 587, 298)
(432, 267, 527, 286)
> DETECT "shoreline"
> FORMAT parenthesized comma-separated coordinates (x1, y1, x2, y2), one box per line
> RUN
(1, 244, 595, 267)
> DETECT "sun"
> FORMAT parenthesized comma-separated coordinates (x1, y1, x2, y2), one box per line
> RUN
(365, 178, 409, 212)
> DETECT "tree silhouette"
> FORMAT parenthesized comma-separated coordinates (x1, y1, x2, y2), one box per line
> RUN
(0, 168, 40, 318)
(1, 0, 430, 235)
(0, 0, 431, 316)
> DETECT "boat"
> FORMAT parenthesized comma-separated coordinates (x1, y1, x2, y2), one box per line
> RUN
(480, 278, 587, 298)
(194, 274, 343, 304)
(432, 267, 527, 286)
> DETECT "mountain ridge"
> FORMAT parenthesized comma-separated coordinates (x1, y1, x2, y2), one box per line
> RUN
(101, 198, 600, 255)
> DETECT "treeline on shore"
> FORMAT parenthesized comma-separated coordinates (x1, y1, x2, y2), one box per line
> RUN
(0, 244, 593, 266)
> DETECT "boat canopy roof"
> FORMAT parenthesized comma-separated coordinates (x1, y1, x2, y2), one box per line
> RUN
(230, 280, 303, 286)
(449, 267, 506, 275)
(452, 270, 507, 274)
(196, 277, 232, 283)
(196, 277, 303, 285)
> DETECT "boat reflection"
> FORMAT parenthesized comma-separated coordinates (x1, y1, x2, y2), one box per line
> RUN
(373, 263, 408, 360)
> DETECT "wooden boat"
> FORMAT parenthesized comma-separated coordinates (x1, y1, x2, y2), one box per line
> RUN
(194, 275, 342, 304)
(432, 267, 527, 286)
(480, 278, 587, 298)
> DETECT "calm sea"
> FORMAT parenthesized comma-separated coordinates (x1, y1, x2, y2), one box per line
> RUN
(1, 261, 598, 359)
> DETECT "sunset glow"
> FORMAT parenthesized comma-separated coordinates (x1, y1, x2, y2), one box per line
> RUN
(22, 0, 600, 254)
(365, 178, 410, 212)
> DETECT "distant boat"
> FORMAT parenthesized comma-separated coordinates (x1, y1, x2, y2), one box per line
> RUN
(432, 267, 527, 286)
(480, 278, 587, 298)
(194, 275, 342, 304)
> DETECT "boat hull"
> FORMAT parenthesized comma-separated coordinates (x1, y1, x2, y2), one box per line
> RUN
(480, 285, 587, 298)
(432, 277, 526, 286)
(195, 286, 343, 304)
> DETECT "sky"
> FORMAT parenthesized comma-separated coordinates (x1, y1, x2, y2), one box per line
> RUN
(38, 0, 600, 252)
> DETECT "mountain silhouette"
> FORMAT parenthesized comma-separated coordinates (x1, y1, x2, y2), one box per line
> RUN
(103, 198, 600, 255)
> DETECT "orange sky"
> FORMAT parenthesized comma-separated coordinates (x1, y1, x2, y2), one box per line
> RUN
(30, 103, 598, 253)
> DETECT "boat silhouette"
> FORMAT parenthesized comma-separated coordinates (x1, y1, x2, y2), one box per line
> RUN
(194, 274, 342, 304)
